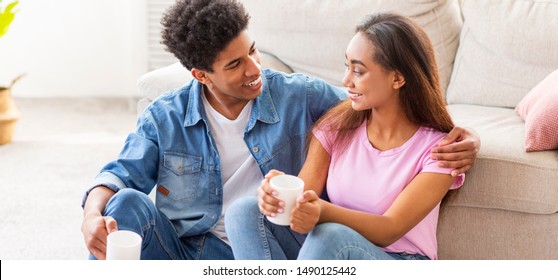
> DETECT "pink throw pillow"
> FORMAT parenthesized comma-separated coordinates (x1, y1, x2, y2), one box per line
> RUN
(515, 70, 558, 152)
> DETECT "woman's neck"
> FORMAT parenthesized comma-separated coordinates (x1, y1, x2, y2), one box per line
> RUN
(366, 107, 419, 151)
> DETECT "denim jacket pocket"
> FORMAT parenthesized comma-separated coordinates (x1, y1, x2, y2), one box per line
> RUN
(160, 152, 202, 200)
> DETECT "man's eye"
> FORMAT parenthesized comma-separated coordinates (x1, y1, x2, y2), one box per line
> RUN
(229, 62, 240, 69)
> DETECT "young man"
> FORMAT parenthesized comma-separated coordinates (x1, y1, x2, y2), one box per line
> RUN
(81, 0, 479, 260)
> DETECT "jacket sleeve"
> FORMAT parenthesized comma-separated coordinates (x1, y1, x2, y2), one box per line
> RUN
(81, 112, 160, 208)
(306, 76, 347, 122)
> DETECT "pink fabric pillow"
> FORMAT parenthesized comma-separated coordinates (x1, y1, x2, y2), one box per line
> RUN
(515, 70, 558, 152)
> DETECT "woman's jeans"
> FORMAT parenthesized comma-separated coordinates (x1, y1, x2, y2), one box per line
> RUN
(225, 196, 429, 260)
(89, 188, 233, 260)
(225, 196, 306, 259)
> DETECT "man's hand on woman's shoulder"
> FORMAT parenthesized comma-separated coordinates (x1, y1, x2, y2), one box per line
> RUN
(431, 126, 480, 176)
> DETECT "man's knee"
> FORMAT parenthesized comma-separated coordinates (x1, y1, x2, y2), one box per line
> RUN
(105, 188, 152, 215)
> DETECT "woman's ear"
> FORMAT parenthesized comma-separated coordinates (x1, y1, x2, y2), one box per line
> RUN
(191, 68, 211, 85)
(392, 71, 406, 89)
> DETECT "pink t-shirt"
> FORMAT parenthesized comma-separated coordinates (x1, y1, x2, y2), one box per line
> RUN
(313, 121, 464, 260)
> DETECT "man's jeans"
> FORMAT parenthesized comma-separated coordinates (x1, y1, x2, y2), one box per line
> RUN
(89, 189, 233, 260)
(225, 196, 429, 260)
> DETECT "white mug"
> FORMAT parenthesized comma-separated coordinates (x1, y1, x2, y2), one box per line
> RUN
(106, 230, 142, 260)
(266, 174, 305, 226)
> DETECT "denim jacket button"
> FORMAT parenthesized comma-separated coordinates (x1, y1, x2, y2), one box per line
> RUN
(252, 147, 259, 153)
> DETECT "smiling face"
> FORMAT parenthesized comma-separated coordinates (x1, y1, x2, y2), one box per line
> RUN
(342, 32, 403, 112)
(193, 30, 263, 117)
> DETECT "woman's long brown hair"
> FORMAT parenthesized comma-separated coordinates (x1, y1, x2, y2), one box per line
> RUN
(312, 12, 454, 153)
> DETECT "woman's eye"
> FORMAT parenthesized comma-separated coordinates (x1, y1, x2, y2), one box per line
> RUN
(344, 64, 362, 76)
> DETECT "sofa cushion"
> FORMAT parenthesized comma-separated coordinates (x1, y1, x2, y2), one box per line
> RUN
(242, 0, 462, 95)
(515, 70, 558, 152)
(446, 104, 558, 214)
(446, 0, 558, 108)
(137, 62, 193, 103)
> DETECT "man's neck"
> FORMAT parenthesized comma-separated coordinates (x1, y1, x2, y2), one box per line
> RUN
(202, 85, 250, 120)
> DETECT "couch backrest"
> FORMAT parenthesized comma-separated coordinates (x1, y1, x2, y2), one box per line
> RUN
(446, 0, 558, 108)
(242, 0, 463, 96)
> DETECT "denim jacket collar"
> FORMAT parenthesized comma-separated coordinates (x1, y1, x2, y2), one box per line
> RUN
(184, 81, 205, 127)
(183, 77, 280, 130)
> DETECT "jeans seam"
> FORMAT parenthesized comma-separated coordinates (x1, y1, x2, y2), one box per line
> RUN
(258, 214, 272, 260)
(152, 216, 179, 260)
(141, 219, 154, 232)
(197, 234, 208, 260)
(336, 245, 382, 260)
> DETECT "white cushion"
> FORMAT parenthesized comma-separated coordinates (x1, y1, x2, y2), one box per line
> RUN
(242, 0, 463, 95)
(136, 62, 192, 102)
(446, 0, 558, 108)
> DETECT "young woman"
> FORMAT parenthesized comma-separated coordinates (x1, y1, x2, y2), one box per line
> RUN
(225, 12, 464, 260)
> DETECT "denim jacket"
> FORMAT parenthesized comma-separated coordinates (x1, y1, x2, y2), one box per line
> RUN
(82, 69, 346, 237)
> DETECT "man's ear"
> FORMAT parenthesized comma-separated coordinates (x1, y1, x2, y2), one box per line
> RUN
(191, 68, 211, 85)
(392, 71, 406, 89)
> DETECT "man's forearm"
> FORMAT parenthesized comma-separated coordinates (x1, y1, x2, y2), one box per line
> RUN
(83, 186, 116, 217)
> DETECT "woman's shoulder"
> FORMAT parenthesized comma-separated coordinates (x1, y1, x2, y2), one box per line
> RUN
(407, 126, 448, 152)
(419, 126, 447, 141)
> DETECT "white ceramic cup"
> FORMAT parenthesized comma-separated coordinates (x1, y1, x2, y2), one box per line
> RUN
(106, 230, 142, 260)
(266, 174, 305, 226)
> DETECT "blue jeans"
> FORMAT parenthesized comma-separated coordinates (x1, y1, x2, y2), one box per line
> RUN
(225, 196, 428, 260)
(225, 196, 306, 259)
(298, 223, 429, 260)
(89, 188, 234, 260)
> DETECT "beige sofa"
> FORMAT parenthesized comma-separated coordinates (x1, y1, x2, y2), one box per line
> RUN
(136, 0, 558, 259)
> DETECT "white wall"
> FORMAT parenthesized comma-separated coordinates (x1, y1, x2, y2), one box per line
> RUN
(0, 0, 148, 98)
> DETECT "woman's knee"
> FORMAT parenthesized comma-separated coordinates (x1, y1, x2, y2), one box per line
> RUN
(298, 223, 364, 259)
(300, 223, 389, 260)
(309, 223, 355, 241)
(225, 196, 259, 227)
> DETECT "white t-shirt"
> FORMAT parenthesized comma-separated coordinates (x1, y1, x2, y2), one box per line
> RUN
(201, 92, 262, 245)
